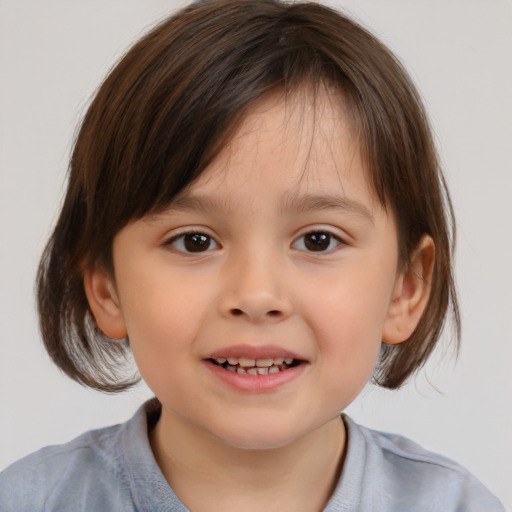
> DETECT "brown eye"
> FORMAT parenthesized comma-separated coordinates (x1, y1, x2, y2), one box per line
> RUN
(304, 232, 330, 251)
(184, 233, 211, 252)
(293, 231, 342, 252)
(168, 232, 219, 253)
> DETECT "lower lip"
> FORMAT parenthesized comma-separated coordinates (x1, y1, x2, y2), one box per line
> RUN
(205, 361, 307, 393)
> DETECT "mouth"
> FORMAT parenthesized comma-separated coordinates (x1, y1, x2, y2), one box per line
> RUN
(208, 356, 301, 375)
(204, 347, 307, 392)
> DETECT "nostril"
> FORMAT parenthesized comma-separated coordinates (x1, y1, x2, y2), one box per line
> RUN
(229, 308, 282, 318)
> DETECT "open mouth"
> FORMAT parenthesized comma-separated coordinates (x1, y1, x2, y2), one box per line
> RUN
(208, 356, 301, 375)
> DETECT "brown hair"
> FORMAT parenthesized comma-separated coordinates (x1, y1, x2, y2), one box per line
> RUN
(37, 0, 460, 392)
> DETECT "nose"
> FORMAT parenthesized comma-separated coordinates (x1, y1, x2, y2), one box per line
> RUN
(217, 249, 293, 323)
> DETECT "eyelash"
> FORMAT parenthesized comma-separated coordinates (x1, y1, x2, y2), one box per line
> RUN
(292, 231, 345, 253)
(164, 230, 345, 254)
(165, 231, 220, 254)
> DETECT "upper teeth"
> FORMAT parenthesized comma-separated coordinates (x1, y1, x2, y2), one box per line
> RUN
(216, 356, 294, 367)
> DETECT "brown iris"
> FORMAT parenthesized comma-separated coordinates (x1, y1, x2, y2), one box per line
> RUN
(183, 233, 211, 252)
(303, 232, 331, 251)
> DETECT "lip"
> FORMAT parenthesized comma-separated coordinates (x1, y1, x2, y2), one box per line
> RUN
(204, 344, 308, 393)
(205, 344, 305, 361)
(205, 359, 307, 392)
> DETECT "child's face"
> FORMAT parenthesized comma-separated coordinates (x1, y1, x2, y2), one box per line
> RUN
(100, 90, 408, 449)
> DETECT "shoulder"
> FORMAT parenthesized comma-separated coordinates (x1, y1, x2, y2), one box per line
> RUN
(0, 422, 133, 512)
(329, 416, 506, 512)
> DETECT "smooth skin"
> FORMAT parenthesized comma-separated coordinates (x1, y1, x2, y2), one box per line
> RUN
(85, 88, 434, 512)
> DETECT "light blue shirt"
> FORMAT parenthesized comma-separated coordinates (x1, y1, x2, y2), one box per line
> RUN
(0, 400, 505, 511)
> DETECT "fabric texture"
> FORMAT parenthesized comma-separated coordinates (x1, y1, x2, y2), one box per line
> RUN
(0, 400, 505, 512)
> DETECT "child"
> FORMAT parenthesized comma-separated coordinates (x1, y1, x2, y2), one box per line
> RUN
(0, 0, 506, 510)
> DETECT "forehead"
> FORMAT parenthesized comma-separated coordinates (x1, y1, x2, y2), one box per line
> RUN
(175, 88, 378, 215)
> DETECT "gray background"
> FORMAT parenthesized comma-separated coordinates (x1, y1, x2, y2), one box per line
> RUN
(1, 0, 511, 508)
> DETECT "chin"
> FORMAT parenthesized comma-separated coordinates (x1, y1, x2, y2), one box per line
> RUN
(209, 416, 311, 451)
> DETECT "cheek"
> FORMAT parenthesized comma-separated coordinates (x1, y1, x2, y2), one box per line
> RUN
(311, 299, 383, 410)
(300, 267, 394, 388)
(313, 296, 383, 372)
(304, 266, 394, 342)
(118, 272, 211, 387)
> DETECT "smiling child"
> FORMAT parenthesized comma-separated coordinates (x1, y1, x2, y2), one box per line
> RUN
(0, 1, 506, 511)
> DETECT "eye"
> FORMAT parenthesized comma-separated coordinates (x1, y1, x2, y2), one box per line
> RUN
(166, 232, 220, 253)
(293, 231, 343, 252)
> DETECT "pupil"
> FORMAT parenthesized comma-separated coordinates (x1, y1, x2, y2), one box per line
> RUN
(184, 233, 210, 252)
(305, 232, 330, 251)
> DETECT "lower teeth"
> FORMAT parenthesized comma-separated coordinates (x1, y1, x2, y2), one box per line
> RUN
(235, 364, 286, 374)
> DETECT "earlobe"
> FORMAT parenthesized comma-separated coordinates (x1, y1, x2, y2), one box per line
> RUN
(83, 267, 128, 340)
(382, 235, 435, 344)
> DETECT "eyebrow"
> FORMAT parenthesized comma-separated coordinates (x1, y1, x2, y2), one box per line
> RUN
(279, 193, 375, 223)
(165, 191, 374, 223)
(166, 193, 233, 215)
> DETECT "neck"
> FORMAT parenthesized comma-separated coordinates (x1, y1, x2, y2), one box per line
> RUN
(149, 408, 346, 512)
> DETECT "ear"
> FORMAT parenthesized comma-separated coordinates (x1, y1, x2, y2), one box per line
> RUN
(83, 266, 127, 339)
(382, 235, 435, 344)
